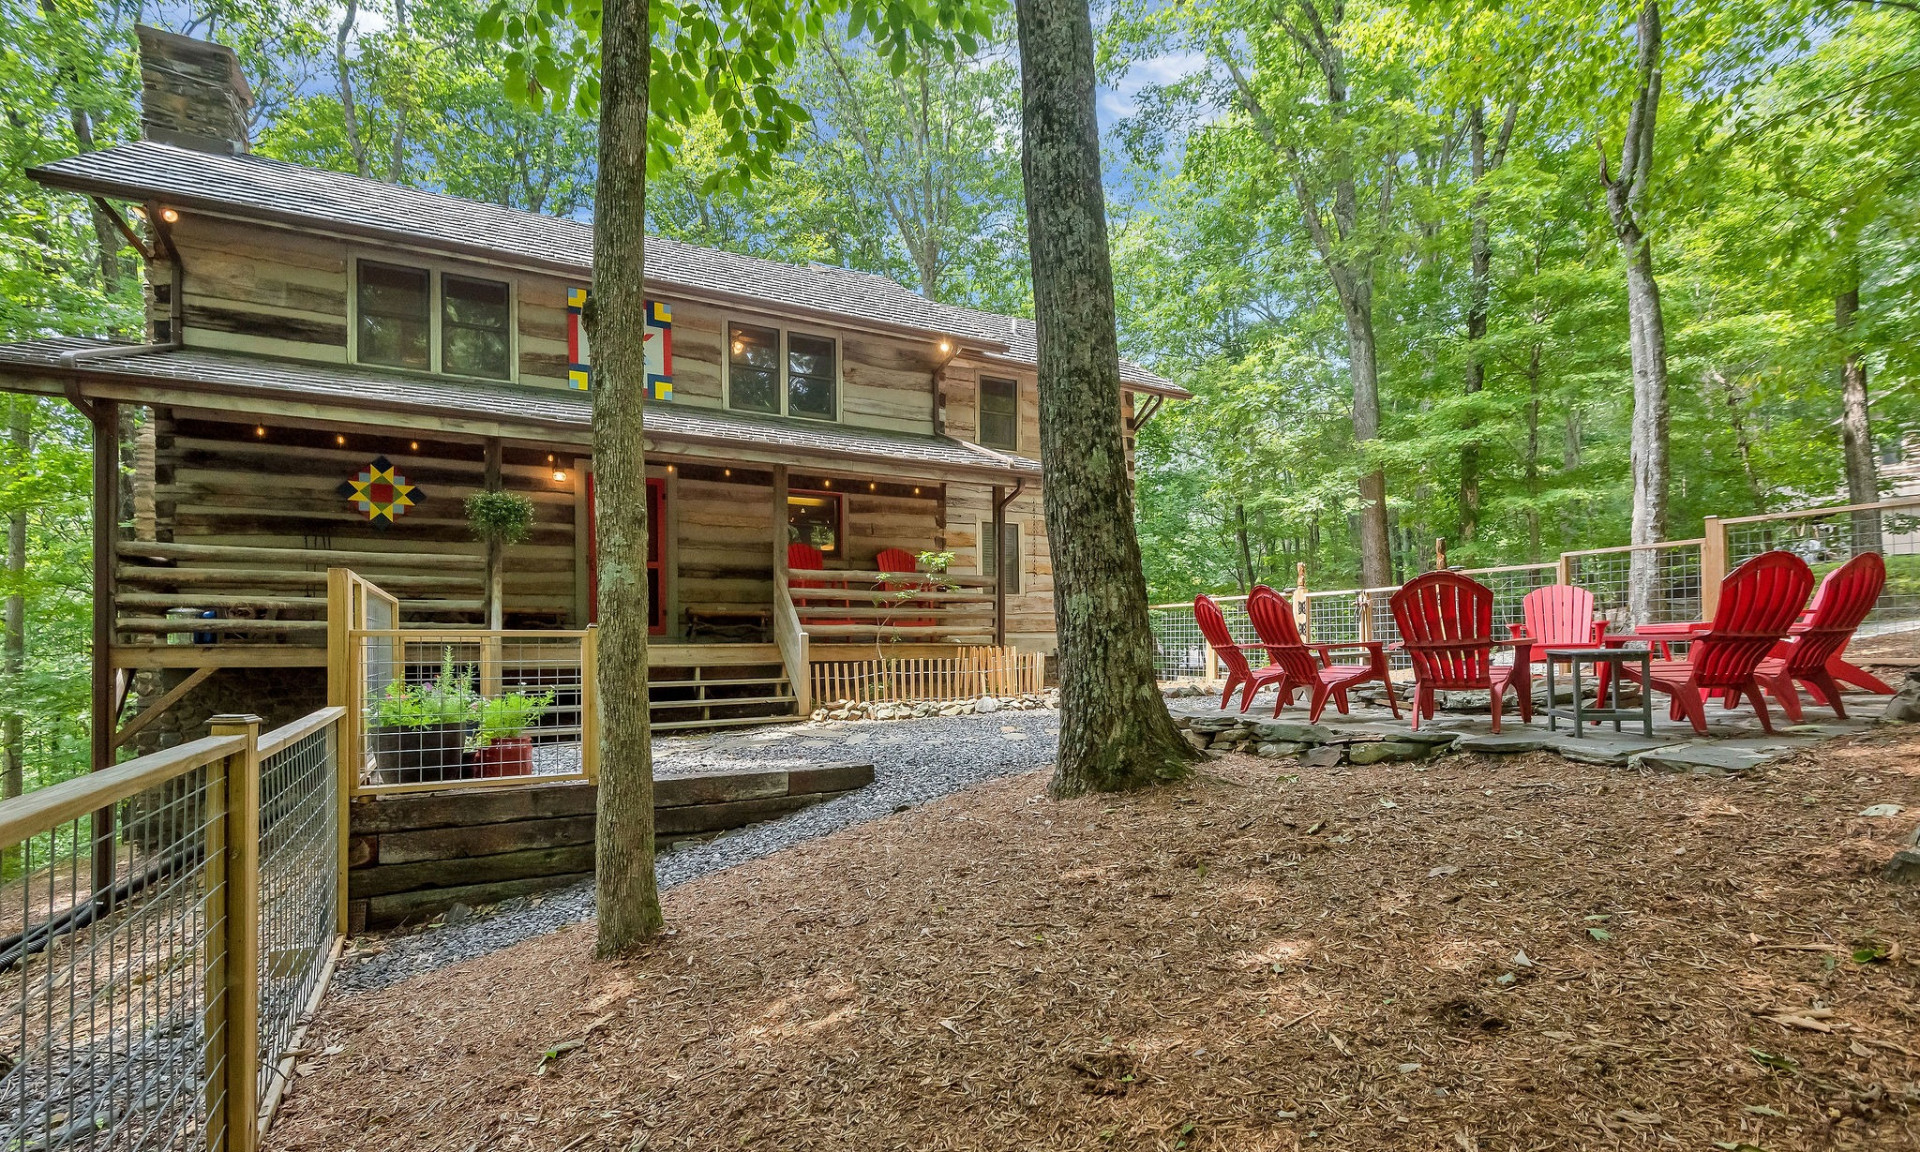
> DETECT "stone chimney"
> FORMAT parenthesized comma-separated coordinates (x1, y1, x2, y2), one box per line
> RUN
(135, 25, 253, 154)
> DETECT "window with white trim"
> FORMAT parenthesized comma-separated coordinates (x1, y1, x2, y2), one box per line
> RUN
(727, 322, 837, 420)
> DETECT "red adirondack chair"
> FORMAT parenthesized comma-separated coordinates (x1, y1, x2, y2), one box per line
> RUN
(787, 542, 848, 624)
(1753, 552, 1885, 722)
(1246, 585, 1400, 722)
(1194, 594, 1288, 712)
(1510, 585, 1607, 660)
(1615, 550, 1814, 734)
(874, 547, 934, 627)
(1389, 572, 1533, 733)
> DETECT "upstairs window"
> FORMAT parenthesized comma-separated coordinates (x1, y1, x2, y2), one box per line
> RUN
(979, 376, 1018, 450)
(442, 275, 512, 380)
(728, 322, 837, 420)
(357, 262, 430, 371)
(354, 259, 513, 381)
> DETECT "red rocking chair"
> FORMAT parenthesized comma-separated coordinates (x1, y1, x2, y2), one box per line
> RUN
(1246, 585, 1399, 722)
(1194, 594, 1288, 712)
(1389, 572, 1533, 733)
(1615, 550, 1814, 734)
(1754, 551, 1885, 722)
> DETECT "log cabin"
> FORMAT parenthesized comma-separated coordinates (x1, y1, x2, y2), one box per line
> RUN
(0, 28, 1188, 760)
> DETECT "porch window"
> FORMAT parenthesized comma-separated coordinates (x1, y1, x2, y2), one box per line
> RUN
(789, 492, 842, 555)
(728, 322, 837, 420)
(980, 520, 1020, 594)
(357, 262, 431, 371)
(979, 377, 1018, 450)
(442, 274, 513, 380)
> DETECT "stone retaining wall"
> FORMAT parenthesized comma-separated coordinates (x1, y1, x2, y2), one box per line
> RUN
(347, 763, 872, 930)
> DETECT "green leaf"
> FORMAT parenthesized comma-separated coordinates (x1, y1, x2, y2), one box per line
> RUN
(1587, 927, 1612, 942)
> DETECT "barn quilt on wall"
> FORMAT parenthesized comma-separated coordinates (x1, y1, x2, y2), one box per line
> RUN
(568, 288, 673, 400)
(338, 457, 423, 525)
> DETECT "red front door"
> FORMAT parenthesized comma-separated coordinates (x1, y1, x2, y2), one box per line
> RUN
(587, 473, 667, 635)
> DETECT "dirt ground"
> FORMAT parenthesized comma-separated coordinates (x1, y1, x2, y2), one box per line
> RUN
(271, 725, 1920, 1152)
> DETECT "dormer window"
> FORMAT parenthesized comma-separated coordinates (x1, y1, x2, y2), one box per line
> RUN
(354, 259, 513, 381)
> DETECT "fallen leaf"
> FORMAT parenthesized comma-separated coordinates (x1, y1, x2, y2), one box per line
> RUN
(1428, 864, 1460, 879)
(1611, 1108, 1662, 1126)
(1858, 803, 1903, 818)
(1742, 1104, 1787, 1118)
(1588, 927, 1613, 942)
(1767, 1014, 1832, 1033)
(537, 1039, 585, 1073)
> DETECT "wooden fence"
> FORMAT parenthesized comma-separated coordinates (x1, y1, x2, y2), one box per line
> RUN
(810, 646, 1046, 704)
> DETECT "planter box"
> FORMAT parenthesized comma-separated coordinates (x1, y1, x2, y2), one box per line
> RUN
(471, 736, 534, 778)
(369, 722, 475, 784)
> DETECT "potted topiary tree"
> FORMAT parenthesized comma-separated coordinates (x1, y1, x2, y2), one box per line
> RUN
(366, 650, 479, 783)
(468, 690, 554, 778)
(466, 489, 536, 628)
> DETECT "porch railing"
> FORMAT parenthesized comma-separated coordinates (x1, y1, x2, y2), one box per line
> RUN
(772, 570, 812, 715)
(811, 646, 1046, 704)
(785, 568, 999, 644)
(0, 706, 345, 1152)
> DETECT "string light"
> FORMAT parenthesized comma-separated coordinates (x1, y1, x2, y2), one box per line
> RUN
(553, 468, 567, 482)
(334, 434, 346, 447)
(869, 482, 877, 491)
(938, 339, 951, 354)
(913, 487, 921, 495)
(254, 425, 266, 438)
(723, 468, 732, 477)
(409, 440, 419, 451)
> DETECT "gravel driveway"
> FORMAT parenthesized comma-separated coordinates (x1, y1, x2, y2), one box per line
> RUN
(333, 708, 1059, 995)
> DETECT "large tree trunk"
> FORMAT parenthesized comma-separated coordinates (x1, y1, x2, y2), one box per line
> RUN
(1014, 0, 1196, 797)
(1523, 343, 1542, 562)
(1601, 0, 1670, 624)
(1836, 269, 1880, 552)
(1459, 100, 1516, 548)
(1343, 292, 1393, 589)
(591, 0, 663, 954)
(1234, 501, 1256, 593)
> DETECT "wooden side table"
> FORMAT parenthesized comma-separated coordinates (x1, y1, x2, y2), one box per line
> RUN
(1544, 646, 1653, 737)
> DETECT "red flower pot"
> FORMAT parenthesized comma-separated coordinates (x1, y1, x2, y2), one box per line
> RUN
(472, 736, 534, 778)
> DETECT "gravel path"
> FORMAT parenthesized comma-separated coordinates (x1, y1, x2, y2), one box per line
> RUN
(332, 708, 1059, 995)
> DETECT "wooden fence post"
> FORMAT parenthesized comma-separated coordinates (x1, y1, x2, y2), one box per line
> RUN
(1700, 516, 1727, 619)
(209, 715, 262, 1152)
(324, 569, 353, 937)
(1555, 552, 1573, 587)
(1356, 591, 1374, 643)
(1290, 561, 1310, 636)
(581, 626, 600, 784)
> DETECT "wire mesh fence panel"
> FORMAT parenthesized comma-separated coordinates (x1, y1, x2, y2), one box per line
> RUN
(1566, 545, 1703, 628)
(1724, 503, 1920, 639)
(0, 749, 234, 1151)
(354, 631, 589, 792)
(1462, 566, 1559, 637)
(1147, 597, 1251, 681)
(255, 721, 338, 1107)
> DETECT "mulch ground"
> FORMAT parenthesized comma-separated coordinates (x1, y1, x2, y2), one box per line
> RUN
(271, 724, 1920, 1152)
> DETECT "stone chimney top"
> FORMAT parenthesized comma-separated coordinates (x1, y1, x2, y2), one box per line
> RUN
(135, 25, 253, 154)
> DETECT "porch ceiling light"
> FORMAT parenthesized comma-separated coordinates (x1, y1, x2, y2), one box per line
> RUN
(939, 339, 951, 354)
(553, 469, 567, 482)
(159, 207, 179, 223)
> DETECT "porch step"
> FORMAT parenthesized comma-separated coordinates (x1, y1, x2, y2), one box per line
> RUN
(653, 714, 808, 733)
(649, 694, 793, 711)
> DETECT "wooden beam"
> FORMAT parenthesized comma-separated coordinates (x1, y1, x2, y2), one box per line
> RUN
(484, 437, 503, 630)
(88, 397, 118, 905)
(112, 644, 325, 670)
(113, 665, 215, 749)
(118, 539, 487, 569)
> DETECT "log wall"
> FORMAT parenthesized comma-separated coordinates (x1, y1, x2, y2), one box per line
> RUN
(345, 763, 873, 929)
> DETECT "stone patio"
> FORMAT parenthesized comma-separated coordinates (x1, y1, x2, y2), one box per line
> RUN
(1166, 686, 1882, 774)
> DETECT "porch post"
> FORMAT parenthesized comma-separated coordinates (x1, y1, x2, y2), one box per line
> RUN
(483, 437, 503, 630)
(771, 464, 788, 569)
(991, 484, 1006, 647)
(89, 398, 119, 905)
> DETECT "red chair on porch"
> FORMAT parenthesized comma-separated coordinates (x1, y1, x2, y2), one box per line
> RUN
(875, 547, 934, 628)
(1194, 594, 1288, 712)
(788, 542, 849, 625)
(1511, 585, 1607, 661)
(1245, 585, 1399, 722)
(1389, 572, 1533, 733)
(1615, 551, 1814, 734)
(1753, 551, 1885, 722)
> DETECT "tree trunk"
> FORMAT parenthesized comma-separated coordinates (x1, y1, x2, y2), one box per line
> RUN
(1014, 0, 1195, 797)
(1459, 100, 1515, 548)
(1524, 343, 1542, 563)
(335, 0, 373, 179)
(388, 0, 410, 182)
(591, 0, 663, 954)
(1601, 0, 1670, 624)
(1707, 369, 1766, 513)
(1345, 297, 1392, 588)
(1836, 269, 1880, 552)
(1234, 501, 1256, 593)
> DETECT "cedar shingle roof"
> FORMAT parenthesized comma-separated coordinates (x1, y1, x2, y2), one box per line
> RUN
(30, 141, 1190, 399)
(0, 338, 1041, 479)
